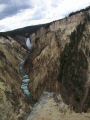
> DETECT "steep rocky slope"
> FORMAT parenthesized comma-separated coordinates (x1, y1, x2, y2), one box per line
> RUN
(0, 7, 90, 120)
(0, 37, 32, 120)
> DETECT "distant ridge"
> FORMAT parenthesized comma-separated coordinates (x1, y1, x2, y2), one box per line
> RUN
(0, 23, 51, 37)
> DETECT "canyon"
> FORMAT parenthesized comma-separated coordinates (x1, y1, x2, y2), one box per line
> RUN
(0, 6, 90, 120)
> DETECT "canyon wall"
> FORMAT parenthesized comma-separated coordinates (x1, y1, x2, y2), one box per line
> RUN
(0, 7, 90, 120)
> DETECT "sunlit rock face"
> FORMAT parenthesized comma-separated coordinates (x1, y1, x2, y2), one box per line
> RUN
(0, 7, 90, 120)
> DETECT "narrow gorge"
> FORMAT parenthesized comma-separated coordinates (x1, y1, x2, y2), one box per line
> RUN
(0, 7, 90, 120)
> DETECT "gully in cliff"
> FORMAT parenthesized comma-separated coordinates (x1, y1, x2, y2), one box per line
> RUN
(19, 33, 33, 99)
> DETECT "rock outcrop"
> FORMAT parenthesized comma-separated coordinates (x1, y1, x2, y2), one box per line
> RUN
(27, 92, 90, 120)
(0, 6, 90, 120)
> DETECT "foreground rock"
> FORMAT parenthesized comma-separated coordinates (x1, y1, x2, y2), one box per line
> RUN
(27, 91, 90, 120)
